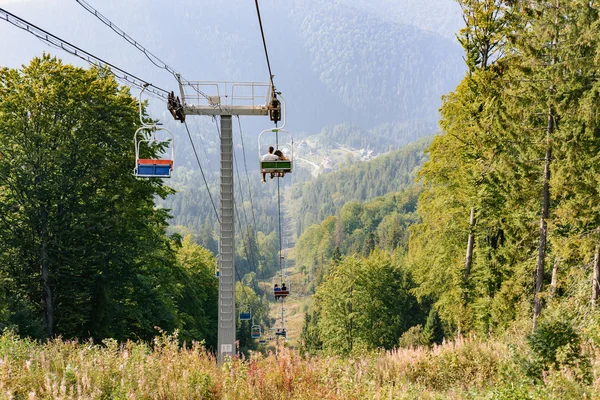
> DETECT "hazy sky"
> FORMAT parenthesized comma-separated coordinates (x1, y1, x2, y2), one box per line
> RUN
(0, 0, 464, 134)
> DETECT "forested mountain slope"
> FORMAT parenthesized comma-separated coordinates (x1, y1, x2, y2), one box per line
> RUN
(296, 188, 420, 288)
(291, 137, 430, 235)
(314, 121, 437, 153)
(299, 0, 600, 364)
(290, 1, 464, 124)
(339, 0, 462, 39)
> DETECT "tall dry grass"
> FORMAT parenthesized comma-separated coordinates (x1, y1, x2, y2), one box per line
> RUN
(0, 331, 598, 399)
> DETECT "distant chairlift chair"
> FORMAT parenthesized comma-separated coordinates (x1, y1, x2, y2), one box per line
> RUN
(251, 325, 261, 339)
(273, 280, 290, 300)
(275, 328, 287, 338)
(239, 309, 252, 321)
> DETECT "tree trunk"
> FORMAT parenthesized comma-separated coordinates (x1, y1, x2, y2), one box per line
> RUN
(550, 257, 558, 297)
(592, 231, 600, 307)
(348, 284, 353, 353)
(40, 211, 54, 337)
(464, 207, 476, 280)
(533, 108, 554, 331)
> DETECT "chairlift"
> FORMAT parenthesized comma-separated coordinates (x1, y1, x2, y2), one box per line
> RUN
(258, 128, 293, 179)
(251, 325, 261, 339)
(239, 308, 251, 321)
(275, 328, 287, 338)
(134, 127, 174, 178)
(258, 95, 292, 180)
(134, 86, 175, 178)
(258, 338, 267, 345)
(273, 279, 290, 300)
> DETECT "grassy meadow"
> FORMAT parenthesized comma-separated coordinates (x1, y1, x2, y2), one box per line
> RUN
(0, 331, 598, 400)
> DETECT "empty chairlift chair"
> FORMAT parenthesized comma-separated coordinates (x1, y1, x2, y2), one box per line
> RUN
(134, 126, 175, 178)
(133, 86, 175, 178)
(251, 325, 261, 339)
(239, 309, 252, 321)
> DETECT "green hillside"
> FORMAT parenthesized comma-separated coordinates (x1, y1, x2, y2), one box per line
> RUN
(291, 137, 430, 235)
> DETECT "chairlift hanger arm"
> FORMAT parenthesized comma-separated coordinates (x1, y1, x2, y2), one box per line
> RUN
(134, 86, 175, 178)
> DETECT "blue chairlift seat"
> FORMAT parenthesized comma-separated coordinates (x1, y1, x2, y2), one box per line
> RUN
(240, 312, 251, 321)
(136, 159, 173, 178)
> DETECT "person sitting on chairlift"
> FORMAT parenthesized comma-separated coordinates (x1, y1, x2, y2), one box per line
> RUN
(261, 146, 280, 183)
(274, 150, 288, 177)
(281, 283, 287, 292)
(274, 283, 281, 299)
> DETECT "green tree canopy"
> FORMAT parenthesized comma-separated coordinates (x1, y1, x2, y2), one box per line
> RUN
(0, 55, 216, 342)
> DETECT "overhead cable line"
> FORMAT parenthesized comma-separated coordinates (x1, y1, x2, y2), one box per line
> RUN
(233, 159, 265, 289)
(233, 200, 264, 297)
(233, 118, 266, 287)
(70, 1, 222, 226)
(254, 0, 275, 88)
(236, 116, 260, 233)
(74, 0, 210, 100)
(254, 0, 286, 298)
(214, 119, 265, 291)
(183, 121, 221, 224)
(191, 118, 215, 176)
(0, 7, 169, 100)
(276, 178, 284, 280)
(76, 0, 177, 77)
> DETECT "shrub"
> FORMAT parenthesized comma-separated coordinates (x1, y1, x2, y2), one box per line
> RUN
(528, 320, 581, 371)
(399, 324, 425, 347)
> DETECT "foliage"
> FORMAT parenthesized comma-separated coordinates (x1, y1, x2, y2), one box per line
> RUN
(398, 324, 426, 348)
(292, 138, 429, 235)
(0, 56, 217, 344)
(527, 319, 581, 372)
(421, 308, 444, 346)
(295, 186, 421, 282)
(172, 235, 219, 349)
(407, 0, 600, 337)
(300, 309, 322, 354)
(236, 282, 270, 355)
(310, 250, 423, 356)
